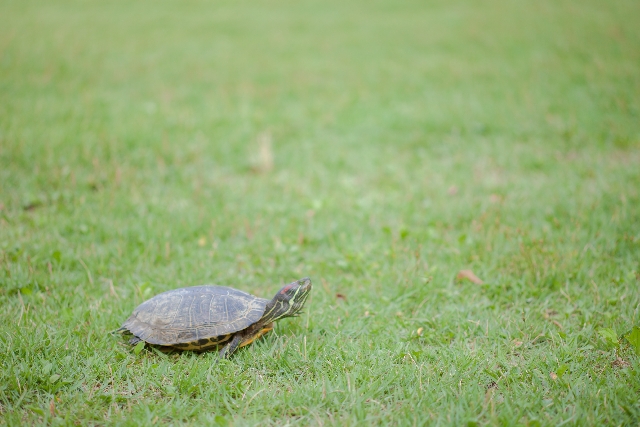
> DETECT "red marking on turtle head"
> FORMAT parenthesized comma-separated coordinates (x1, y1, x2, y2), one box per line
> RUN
(279, 284, 295, 294)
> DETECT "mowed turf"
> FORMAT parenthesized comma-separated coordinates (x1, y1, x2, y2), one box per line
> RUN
(1, 0, 639, 425)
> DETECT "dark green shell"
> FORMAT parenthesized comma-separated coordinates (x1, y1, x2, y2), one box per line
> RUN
(120, 286, 268, 350)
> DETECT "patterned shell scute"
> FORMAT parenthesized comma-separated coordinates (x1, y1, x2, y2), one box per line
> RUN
(121, 286, 268, 346)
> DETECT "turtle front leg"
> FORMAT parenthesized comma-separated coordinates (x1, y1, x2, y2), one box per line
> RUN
(218, 334, 244, 359)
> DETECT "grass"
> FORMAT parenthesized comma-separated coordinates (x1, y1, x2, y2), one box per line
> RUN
(1, 0, 640, 424)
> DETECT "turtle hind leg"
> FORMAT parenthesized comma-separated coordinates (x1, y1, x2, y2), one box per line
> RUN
(128, 336, 143, 345)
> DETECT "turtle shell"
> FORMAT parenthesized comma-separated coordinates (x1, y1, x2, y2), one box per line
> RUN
(120, 286, 269, 348)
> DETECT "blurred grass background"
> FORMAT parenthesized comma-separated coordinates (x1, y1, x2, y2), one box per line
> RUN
(1, 0, 639, 425)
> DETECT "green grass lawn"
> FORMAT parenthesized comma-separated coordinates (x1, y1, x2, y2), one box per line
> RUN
(1, 0, 640, 424)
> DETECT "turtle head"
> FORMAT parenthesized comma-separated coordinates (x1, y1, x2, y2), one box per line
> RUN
(261, 277, 312, 323)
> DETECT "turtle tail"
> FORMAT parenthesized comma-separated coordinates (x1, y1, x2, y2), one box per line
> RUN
(111, 326, 130, 336)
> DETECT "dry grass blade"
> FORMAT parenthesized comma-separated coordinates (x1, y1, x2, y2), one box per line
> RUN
(456, 269, 484, 285)
(250, 131, 274, 173)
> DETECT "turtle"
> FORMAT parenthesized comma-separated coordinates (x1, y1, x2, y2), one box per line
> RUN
(117, 277, 312, 358)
